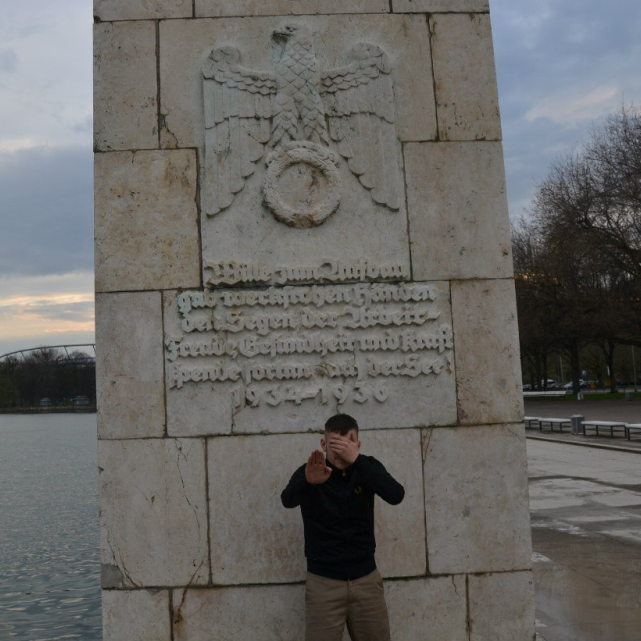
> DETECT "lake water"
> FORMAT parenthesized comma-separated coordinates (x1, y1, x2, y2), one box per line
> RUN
(0, 414, 102, 640)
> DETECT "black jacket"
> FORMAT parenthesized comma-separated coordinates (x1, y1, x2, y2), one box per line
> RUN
(281, 454, 404, 580)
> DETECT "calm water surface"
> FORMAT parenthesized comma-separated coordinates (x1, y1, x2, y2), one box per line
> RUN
(0, 414, 102, 640)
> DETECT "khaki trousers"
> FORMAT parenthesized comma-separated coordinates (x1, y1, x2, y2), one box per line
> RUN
(305, 570, 391, 641)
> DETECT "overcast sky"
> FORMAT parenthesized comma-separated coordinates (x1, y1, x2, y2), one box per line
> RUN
(0, 0, 640, 356)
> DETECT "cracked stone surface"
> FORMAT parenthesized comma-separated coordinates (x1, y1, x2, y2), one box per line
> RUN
(451, 279, 524, 426)
(173, 585, 305, 641)
(95, 150, 201, 293)
(469, 571, 536, 641)
(94, 21, 158, 151)
(102, 589, 171, 641)
(430, 13, 502, 141)
(385, 576, 468, 641)
(99, 439, 209, 587)
(423, 425, 532, 574)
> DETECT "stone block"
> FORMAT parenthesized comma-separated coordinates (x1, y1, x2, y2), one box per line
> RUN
(95, 150, 201, 293)
(406, 142, 512, 281)
(94, 21, 158, 151)
(366, 430, 426, 578)
(195, 0, 389, 18)
(96, 292, 165, 439)
(393, 0, 489, 11)
(173, 585, 305, 641)
(159, 15, 435, 150)
(430, 13, 501, 141)
(207, 429, 423, 584)
(102, 589, 171, 641)
(469, 571, 536, 641)
(386, 576, 468, 641)
(207, 433, 314, 585)
(451, 279, 523, 425)
(99, 439, 209, 587)
(423, 425, 532, 575)
(95, 0, 192, 21)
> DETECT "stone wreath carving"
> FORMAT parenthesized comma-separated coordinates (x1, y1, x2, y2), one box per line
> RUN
(202, 23, 400, 228)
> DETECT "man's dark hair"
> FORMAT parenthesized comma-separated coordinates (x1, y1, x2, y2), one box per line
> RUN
(324, 414, 359, 435)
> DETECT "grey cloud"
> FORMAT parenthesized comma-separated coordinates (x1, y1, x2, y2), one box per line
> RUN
(14, 300, 94, 323)
(0, 48, 18, 73)
(0, 146, 93, 277)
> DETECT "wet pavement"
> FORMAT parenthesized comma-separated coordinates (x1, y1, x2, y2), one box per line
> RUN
(527, 439, 641, 641)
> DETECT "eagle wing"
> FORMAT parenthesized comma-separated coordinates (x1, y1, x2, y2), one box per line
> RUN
(202, 47, 276, 216)
(321, 43, 401, 211)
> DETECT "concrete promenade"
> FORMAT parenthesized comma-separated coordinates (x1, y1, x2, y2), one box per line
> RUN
(527, 434, 641, 641)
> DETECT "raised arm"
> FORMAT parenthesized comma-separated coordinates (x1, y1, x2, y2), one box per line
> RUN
(281, 451, 332, 508)
(353, 456, 404, 505)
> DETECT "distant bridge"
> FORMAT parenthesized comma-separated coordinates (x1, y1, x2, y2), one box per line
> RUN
(0, 344, 96, 363)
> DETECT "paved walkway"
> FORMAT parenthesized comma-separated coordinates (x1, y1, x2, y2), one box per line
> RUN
(527, 439, 641, 641)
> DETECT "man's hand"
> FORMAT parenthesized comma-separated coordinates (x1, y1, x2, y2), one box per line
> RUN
(327, 432, 360, 466)
(305, 450, 332, 485)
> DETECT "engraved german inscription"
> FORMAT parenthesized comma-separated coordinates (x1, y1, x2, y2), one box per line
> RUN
(165, 274, 453, 410)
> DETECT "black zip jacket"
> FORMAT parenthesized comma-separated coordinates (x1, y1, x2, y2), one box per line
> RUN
(281, 454, 404, 581)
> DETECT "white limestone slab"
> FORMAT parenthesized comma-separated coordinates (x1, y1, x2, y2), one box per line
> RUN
(366, 430, 426, 578)
(430, 13, 501, 141)
(207, 429, 423, 584)
(451, 279, 523, 425)
(207, 434, 314, 584)
(469, 571, 536, 641)
(95, 0, 192, 21)
(406, 142, 513, 281)
(393, 0, 489, 11)
(99, 439, 209, 587)
(95, 150, 201, 293)
(386, 576, 468, 641)
(102, 589, 171, 641)
(195, 0, 389, 18)
(163, 282, 457, 435)
(173, 585, 305, 641)
(96, 292, 165, 439)
(423, 425, 532, 574)
(94, 21, 158, 151)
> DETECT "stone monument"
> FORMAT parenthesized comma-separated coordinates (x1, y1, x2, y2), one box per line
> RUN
(94, 1, 536, 639)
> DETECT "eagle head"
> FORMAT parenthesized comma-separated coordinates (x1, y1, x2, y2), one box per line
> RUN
(272, 23, 311, 43)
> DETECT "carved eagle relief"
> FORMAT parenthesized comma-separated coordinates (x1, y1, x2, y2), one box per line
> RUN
(202, 24, 401, 228)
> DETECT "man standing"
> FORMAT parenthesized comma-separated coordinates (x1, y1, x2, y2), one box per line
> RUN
(281, 414, 405, 641)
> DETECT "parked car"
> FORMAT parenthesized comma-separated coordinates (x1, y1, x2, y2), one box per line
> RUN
(541, 379, 558, 389)
(523, 384, 532, 391)
(562, 379, 587, 390)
